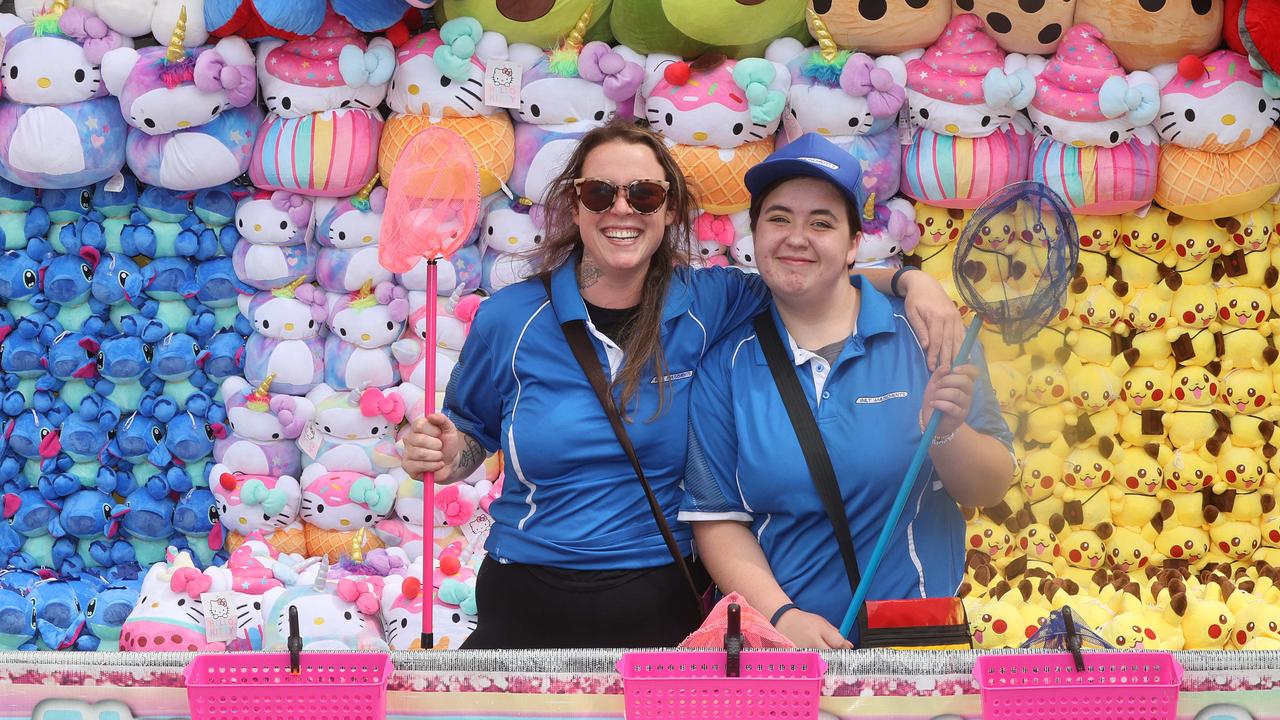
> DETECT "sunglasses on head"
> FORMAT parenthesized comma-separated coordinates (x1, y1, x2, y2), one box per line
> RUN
(573, 178, 671, 215)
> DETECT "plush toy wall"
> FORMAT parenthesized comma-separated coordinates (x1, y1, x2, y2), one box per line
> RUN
(0, 0, 1278, 654)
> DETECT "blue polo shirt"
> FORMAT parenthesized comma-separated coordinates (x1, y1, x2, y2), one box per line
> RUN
(445, 253, 770, 570)
(680, 277, 1013, 640)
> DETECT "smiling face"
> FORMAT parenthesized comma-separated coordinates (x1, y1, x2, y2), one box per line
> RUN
(2, 35, 103, 105)
(752, 176, 859, 302)
(572, 141, 675, 281)
(1121, 366, 1170, 410)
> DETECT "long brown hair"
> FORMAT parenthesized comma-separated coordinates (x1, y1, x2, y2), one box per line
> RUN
(530, 120, 697, 418)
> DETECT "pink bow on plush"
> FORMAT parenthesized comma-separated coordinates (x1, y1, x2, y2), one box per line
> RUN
(434, 483, 475, 527)
(840, 54, 906, 119)
(579, 41, 644, 103)
(695, 213, 734, 247)
(337, 578, 383, 615)
(194, 50, 257, 108)
(59, 8, 124, 65)
(360, 387, 405, 424)
(269, 191, 313, 229)
(171, 567, 213, 597)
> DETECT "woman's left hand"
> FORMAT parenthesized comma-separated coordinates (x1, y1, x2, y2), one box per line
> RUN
(921, 364, 979, 437)
(900, 270, 963, 371)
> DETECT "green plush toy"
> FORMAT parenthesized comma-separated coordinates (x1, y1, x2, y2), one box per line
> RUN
(610, 0, 808, 58)
(438, 0, 614, 47)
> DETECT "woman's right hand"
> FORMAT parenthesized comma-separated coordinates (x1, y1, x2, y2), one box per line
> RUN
(402, 414, 462, 483)
(775, 609, 853, 650)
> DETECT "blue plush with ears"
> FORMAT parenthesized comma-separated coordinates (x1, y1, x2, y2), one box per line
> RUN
(0, 239, 54, 322)
(4, 488, 56, 570)
(137, 256, 199, 334)
(0, 178, 49, 251)
(39, 329, 103, 411)
(86, 575, 143, 651)
(91, 175, 140, 255)
(1, 319, 62, 414)
(65, 573, 110, 651)
(173, 487, 226, 569)
(40, 246, 109, 333)
(0, 579, 35, 650)
(193, 185, 244, 258)
(95, 314, 167, 414)
(121, 485, 178, 567)
(58, 394, 123, 491)
(184, 257, 254, 337)
(47, 488, 134, 573)
(92, 252, 148, 332)
(4, 407, 70, 496)
(151, 332, 215, 409)
(40, 186, 94, 255)
(158, 396, 228, 490)
(121, 187, 201, 259)
(30, 578, 93, 651)
(106, 394, 174, 469)
(199, 330, 247, 386)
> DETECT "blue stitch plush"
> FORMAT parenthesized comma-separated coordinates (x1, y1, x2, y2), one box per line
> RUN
(90, 174, 140, 255)
(40, 186, 94, 255)
(65, 572, 110, 651)
(162, 404, 228, 490)
(40, 245, 110, 333)
(85, 575, 143, 651)
(198, 330, 247, 387)
(121, 186, 197, 259)
(173, 487, 226, 569)
(0, 240, 54, 322)
(95, 314, 167, 413)
(58, 394, 124, 491)
(138, 256, 199, 334)
(30, 577, 92, 650)
(151, 332, 214, 409)
(0, 318, 59, 414)
(0, 178, 49, 251)
(91, 251, 148, 332)
(193, 184, 244, 258)
(121, 485, 178, 567)
(2, 488, 55, 568)
(39, 329, 103, 411)
(183, 256, 254, 338)
(0, 580, 35, 650)
(5, 404, 70, 491)
(46, 488, 134, 573)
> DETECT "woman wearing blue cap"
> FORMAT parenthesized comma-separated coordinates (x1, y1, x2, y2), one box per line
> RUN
(679, 132, 1016, 649)
(400, 121, 964, 649)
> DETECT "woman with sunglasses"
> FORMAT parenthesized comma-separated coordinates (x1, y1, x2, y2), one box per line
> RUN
(402, 120, 963, 649)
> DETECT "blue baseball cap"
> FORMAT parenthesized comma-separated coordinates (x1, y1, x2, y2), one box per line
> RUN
(744, 133, 864, 209)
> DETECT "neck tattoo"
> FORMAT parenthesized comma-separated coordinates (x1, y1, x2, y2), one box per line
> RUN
(579, 256, 605, 290)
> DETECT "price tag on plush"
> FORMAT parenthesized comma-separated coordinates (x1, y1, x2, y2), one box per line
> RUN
(201, 591, 238, 643)
(484, 60, 523, 109)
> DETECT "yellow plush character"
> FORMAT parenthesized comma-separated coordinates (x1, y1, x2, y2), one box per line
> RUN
(1064, 355, 1123, 445)
(1230, 579, 1280, 649)
(988, 358, 1028, 441)
(1220, 368, 1278, 451)
(1061, 443, 1118, 500)
(1163, 579, 1241, 650)
(1162, 446, 1218, 499)
(1165, 284, 1220, 367)
(1215, 207, 1278, 290)
(964, 595, 1031, 649)
(1120, 284, 1174, 370)
(977, 322, 1024, 363)
(964, 512, 1018, 570)
(1216, 443, 1275, 499)
(914, 203, 969, 248)
(1260, 496, 1280, 551)
(1105, 524, 1158, 577)
(1117, 365, 1175, 447)
(1217, 285, 1279, 374)
(1151, 511, 1211, 568)
(1166, 212, 1225, 289)
(1099, 608, 1181, 651)
(1072, 214, 1123, 294)
(1165, 365, 1229, 456)
(1111, 444, 1165, 528)
(1018, 441, 1069, 524)
(1060, 524, 1110, 586)
(1014, 511, 1067, 579)
(1065, 286, 1129, 375)
(1114, 209, 1177, 298)
(1206, 519, 1261, 566)
(1022, 319, 1072, 365)
(1021, 359, 1076, 446)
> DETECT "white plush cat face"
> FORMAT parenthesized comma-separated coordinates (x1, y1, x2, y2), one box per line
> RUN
(436, 312, 467, 354)
(787, 84, 878, 139)
(256, 40, 388, 118)
(300, 485, 377, 529)
(1027, 107, 1137, 148)
(481, 206, 542, 255)
(328, 304, 403, 349)
(315, 403, 392, 440)
(515, 75, 615, 129)
(326, 209, 382, 249)
(226, 405, 287, 442)
(251, 296, 321, 340)
(272, 592, 366, 638)
(1157, 83, 1280, 151)
(645, 92, 764, 148)
(906, 91, 1014, 138)
(2, 35, 103, 105)
(213, 473, 302, 533)
(388, 53, 490, 118)
(236, 199, 306, 246)
(131, 566, 205, 626)
(125, 84, 230, 136)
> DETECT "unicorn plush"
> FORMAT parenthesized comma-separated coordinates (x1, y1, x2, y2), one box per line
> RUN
(380, 567, 425, 650)
(101, 7, 261, 190)
(240, 277, 328, 395)
(259, 579, 389, 651)
(232, 190, 316, 291)
(854, 196, 921, 270)
(217, 375, 313, 477)
(303, 383, 403, 475)
(119, 549, 240, 652)
(315, 176, 393, 293)
(323, 280, 409, 391)
(0, 2, 129, 188)
(374, 471, 424, 561)
(392, 289, 482, 419)
(478, 196, 543, 293)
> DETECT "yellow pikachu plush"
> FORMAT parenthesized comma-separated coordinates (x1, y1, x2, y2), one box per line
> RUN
(1215, 207, 1278, 290)
(1151, 511, 1211, 569)
(1111, 444, 1166, 528)
(1071, 214, 1123, 295)
(1065, 286, 1129, 375)
(1220, 368, 1279, 451)
(1061, 442, 1119, 502)
(988, 358, 1028, 441)
(1064, 355, 1123, 446)
(1230, 577, 1280, 649)
(1018, 441, 1069, 523)
(1165, 365, 1229, 455)
(1060, 524, 1111, 586)
(1166, 212, 1225, 288)
(963, 595, 1028, 649)
(914, 203, 969, 248)
(1120, 284, 1174, 370)
(1162, 578, 1242, 650)
(1215, 443, 1275, 499)
(1117, 365, 1176, 447)
(1205, 519, 1261, 566)
(1099, 601, 1182, 651)
(1114, 208, 1178, 298)
(964, 511, 1018, 571)
(1162, 446, 1219, 500)
(1022, 318, 1073, 365)
(1165, 284, 1220, 367)
(1105, 524, 1158, 577)
(1014, 510, 1067, 579)
(1020, 358, 1077, 446)
(977, 322, 1024, 363)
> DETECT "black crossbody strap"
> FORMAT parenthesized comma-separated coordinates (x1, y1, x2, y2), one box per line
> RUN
(753, 313, 866, 614)
(540, 275, 703, 610)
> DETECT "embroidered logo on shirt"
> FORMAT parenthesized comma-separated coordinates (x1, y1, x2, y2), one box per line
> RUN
(855, 391, 908, 404)
(651, 370, 695, 383)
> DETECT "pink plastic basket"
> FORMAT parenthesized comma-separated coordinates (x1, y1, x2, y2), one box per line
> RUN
(184, 652, 393, 720)
(618, 650, 827, 720)
(974, 651, 1183, 720)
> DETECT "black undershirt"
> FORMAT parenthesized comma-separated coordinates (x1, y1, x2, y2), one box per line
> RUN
(584, 299, 640, 346)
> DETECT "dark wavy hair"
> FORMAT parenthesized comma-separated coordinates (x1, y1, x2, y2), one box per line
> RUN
(530, 119, 698, 418)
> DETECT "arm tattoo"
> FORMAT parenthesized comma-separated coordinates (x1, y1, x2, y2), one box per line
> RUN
(579, 256, 605, 290)
(452, 433, 487, 480)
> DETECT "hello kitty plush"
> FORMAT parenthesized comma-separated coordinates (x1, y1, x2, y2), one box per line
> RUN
(899, 14, 1036, 210)
(508, 26, 645, 204)
(0, 3, 129, 189)
(303, 383, 403, 475)
(1026, 24, 1162, 215)
(381, 17, 515, 197)
(119, 549, 241, 651)
(240, 277, 328, 395)
(1150, 50, 1280, 220)
(232, 191, 316, 292)
(380, 566, 425, 650)
(854, 196, 920, 270)
(323, 280, 409, 391)
(642, 52, 789, 215)
(397, 240, 482, 296)
(315, 177, 393, 293)
(249, 10, 389, 196)
(478, 196, 544, 293)
(210, 465, 305, 556)
(216, 375, 314, 477)
(690, 211, 732, 269)
(766, 17, 906, 200)
(392, 289, 483, 420)
(260, 580, 388, 651)
(374, 471, 424, 561)
(298, 463, 396, 561)
(100, 10, 261, 190)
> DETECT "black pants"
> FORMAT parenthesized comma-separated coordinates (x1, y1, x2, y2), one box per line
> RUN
(460, 555, 704, 649)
